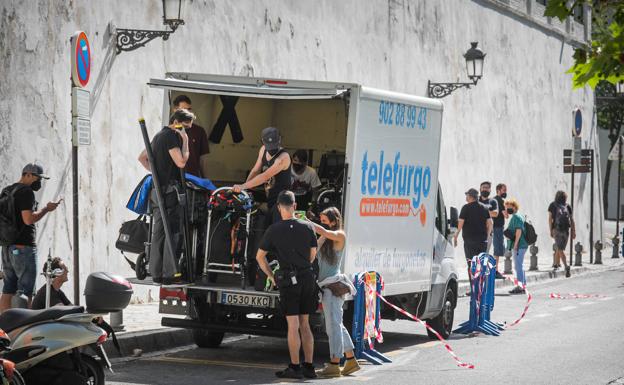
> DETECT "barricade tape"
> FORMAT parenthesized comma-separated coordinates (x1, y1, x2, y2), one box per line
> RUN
(362, 273, 384, 350)
(549, 293, 606, 300)
(503, 275, 532, 328)
(364, 282, 475, 370)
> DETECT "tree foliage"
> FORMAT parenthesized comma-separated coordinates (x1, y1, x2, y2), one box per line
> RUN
(545, 0, 624, 88)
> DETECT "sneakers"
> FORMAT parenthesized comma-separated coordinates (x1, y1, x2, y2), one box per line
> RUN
(275, 365, 303, 379)
(317, 363, 341, 378)
(509, 286, 525, 295)
(342, 358, 361, 376)
(565, 266, 571, 278)
(302, 362, 317, 379)
(495, 271, 504, 279)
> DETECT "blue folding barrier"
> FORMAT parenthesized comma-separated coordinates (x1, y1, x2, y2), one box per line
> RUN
(351, 272, 392, 365)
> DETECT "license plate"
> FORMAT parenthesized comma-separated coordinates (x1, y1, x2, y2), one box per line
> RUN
(220, 292, 272, 308)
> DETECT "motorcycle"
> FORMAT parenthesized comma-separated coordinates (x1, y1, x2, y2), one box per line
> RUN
(0, 329, 25, 385)
(0, 272, 133, 385)
(0, 305, 109, 385)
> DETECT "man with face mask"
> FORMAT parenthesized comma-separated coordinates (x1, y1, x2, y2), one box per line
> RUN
(492, 183, 508, 279)
(478, 181, 499, 257)
(233, 127, 292, 225)
(291, 149, 321, 212)
(0, 164, 59, 312)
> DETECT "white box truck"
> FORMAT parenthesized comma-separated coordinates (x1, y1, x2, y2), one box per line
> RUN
(147, 73, 459, 347)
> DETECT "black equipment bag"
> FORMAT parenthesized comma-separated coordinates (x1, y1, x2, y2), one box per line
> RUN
(115, 215, 149, 254)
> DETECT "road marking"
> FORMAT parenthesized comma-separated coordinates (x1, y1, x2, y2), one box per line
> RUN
(147, 356, 283, 370)
(599, 297, 613, 301)
(418, 341, 440, 349)
(579, 302, 595, 306)
(534, 313, 552, 318)
(559, 306, 577, 312)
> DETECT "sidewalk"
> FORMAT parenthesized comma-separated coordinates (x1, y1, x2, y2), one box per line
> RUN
(106, 243, 624, 358)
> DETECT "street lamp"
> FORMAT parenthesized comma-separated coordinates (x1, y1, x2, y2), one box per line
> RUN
(116, 0, 185, 54)
(428, 42, 486, 98)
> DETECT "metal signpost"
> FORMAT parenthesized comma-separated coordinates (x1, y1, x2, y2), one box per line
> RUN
(607, 136, 624, 259)
(70, 31, 91, 304)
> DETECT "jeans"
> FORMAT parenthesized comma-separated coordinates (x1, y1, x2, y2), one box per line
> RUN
(492, 227, 505, 256)
(2, 245, 37, 296)
(513, 248, 527, 286)
(321, 287, 354, 359)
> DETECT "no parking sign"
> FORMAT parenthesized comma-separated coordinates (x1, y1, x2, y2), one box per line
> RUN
(71, 31, 91, 88)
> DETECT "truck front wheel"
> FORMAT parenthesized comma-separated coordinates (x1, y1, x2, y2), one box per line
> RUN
(192, 329, 225, 348)
(426, 287, 455, 340)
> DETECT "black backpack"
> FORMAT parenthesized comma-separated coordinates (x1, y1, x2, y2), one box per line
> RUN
(554, 204, 571, 231)
(524, 217, 538, 245)
(0, 184, 26, 246)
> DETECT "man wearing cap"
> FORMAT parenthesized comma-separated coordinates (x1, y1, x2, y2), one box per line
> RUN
(453, 188, 492, 281)
(233, 127, 292, 225)
(0, 164, 59, 312)
(255, 190, 318, 379)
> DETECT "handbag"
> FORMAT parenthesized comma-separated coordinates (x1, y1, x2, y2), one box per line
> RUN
(115, 215, 149, 254)
(503, 227, 514, 240)
(325, 281, 350, 297)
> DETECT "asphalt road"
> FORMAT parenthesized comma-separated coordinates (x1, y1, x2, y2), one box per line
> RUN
(108, 267, 624, 385)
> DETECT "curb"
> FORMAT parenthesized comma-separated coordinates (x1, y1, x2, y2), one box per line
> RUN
(104, 327, 193, 358)
(457, 265, 593, 295)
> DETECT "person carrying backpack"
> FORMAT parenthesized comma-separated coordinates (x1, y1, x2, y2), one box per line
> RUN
(0, 164, 59, 312)
(504, 198, 529, 294)
(548, 190, 573, 278)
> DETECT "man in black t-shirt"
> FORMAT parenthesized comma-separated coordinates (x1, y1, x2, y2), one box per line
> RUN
(453, 188, 493, 281)
(492, 183, 508, 279)
(547, 190, 573, 277)
(256, 190, 318, 380)
(31, 257, 71, 310)
(138, 109, 193, 284)
(0, 163, 59, 312)
(478, 181, 499, 254)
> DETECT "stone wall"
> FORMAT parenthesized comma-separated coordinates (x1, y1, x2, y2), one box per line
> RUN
(0, 0, 598, 301)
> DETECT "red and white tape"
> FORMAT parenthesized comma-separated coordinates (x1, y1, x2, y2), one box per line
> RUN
(503, 276, 532, 328)
(549, 293, 606, 300)
(364, 282, 475, 370)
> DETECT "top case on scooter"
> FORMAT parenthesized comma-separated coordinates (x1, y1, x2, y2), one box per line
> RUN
(84, 272, 133, 313)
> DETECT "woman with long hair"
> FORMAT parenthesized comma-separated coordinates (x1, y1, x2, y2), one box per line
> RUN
(307, 207, 359, 377)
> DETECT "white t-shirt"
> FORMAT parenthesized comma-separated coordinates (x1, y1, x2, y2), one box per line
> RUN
(291, 166, 322, 196)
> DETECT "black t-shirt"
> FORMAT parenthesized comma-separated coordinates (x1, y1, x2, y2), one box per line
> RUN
(31, 285, 72, 310)
(459, 201, 490, 242)
(493, 195, 505, 228)
(151, 127, 183, 188)
(259, 219, 317, 269)
(479, 197, 498, 214)
(261, 149, 292, 207)
(548, 202, 572, 230)
(4, 183, 37, 246)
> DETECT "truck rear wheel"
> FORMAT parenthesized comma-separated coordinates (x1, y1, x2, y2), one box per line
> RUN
(192, 329, 225, 348)
(426, 287, 455, 340)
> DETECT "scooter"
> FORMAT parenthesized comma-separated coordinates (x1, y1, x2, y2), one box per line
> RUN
(0, 306, 110, 385)
(0, 329, 25, 385)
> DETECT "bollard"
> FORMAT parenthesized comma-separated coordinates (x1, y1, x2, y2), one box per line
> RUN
(594, 240, 603, 265)
(110, 310, 126, 332)
(529, 245, 539, 271)
(612, 236, 620, 258)
(574, 242, 583, 267)
(504, 249, 513, 274)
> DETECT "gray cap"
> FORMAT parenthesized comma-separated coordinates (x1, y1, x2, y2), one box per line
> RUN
(465, 188, 478, 198)
(261, 126, 281, 151)
(22, 163, 49, 179)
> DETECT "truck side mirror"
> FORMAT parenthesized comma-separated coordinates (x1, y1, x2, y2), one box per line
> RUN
(447, 207, 459, 237)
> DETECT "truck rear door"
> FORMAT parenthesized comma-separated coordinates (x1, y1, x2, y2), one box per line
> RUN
(343, 86, 444, 296)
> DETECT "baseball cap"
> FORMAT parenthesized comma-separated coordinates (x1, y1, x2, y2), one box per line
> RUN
(465, 188, 478, 198)
(22, 163, 50, 179)
(261, 126, 281, 151)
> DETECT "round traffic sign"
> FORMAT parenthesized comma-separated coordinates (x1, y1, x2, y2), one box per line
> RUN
(573, 108, 582, 137)
(71, 31, 91, 88)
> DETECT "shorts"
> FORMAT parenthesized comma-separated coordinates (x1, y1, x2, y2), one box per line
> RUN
(2, 245, 37, 296)
(554, 229, 569, 251)
(463, 240, 487, 261)
(278, 273, 318, 316)
(492, 227, 505, 256)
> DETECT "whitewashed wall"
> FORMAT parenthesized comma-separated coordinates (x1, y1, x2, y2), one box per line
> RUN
(0, 0, 598, 301)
